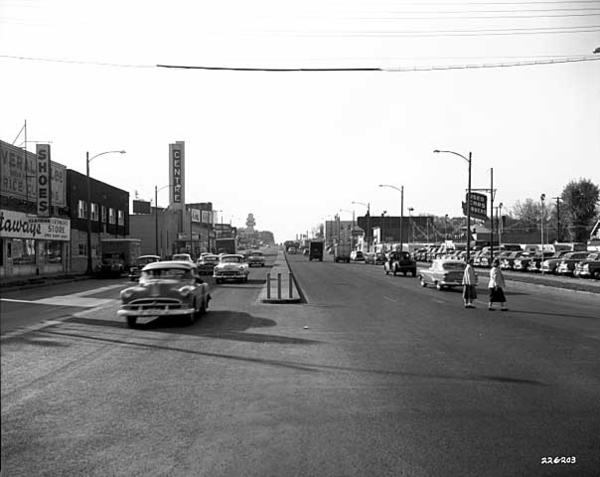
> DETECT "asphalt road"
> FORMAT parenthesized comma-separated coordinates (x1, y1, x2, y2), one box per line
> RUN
(1, 249, 599, 476)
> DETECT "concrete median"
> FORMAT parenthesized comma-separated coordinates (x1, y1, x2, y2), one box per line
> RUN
(258, 249, 302, 303)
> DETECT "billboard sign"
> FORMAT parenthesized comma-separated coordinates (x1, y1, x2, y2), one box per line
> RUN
(463, 192, 488, 220)
(133, 200, 151, 215)
(169, 141, 185, 206)
(36, 144, 52, 216)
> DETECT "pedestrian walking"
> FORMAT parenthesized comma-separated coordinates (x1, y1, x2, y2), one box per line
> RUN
(462, 258, 477, 308)
(488, 258, 508, 311)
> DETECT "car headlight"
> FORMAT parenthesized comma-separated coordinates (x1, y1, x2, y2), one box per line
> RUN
(178, 286, 193, 297)
(121, 289, 134, 300)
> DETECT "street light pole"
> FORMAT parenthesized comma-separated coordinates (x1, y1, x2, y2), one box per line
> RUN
(351, 201, 370, 251)
(540, 194, 546, 252)
(379, 184, 404, 251)
(86, 149, 126, 274)
(434, 150, 472, 261)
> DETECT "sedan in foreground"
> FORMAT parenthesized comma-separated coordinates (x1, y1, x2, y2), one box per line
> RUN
(118, 261, 210, 328)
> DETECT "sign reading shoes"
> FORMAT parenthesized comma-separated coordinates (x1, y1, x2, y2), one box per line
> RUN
(36, 144, 52, 217)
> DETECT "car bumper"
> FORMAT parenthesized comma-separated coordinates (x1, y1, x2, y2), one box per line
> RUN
(117, 306, 195, 317)
(214, 273, 247, 279)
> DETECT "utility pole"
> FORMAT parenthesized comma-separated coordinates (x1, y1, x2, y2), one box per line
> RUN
(552, 196, 562, 242)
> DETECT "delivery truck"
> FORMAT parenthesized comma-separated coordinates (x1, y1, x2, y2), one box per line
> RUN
(308, 241, 324, 261)
(98, 238, 141, 277)
(333, 242, 352, 263)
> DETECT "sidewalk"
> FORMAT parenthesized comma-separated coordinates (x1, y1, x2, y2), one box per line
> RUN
(1, 273, 92, 291)
(258, 249, 302, 304)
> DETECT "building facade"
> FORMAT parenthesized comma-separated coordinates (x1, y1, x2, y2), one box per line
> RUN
(1, 140, 71, 280)
(66, 169, 129, 273)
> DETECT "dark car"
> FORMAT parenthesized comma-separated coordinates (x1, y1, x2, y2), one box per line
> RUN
(574, 252, 600, 279)
(247, 251, 266, 267)
(556, 251, 593, 276)
(384, 251, 417, 277)
(128, 254, 161, 281)
(96, 253, 125, 277)
(196, 254, 220, 275)
(541, 251, 585, 274)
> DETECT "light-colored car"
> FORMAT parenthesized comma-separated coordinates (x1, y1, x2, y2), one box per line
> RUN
(213, 254, 250, 284)
(247, 251, 266, 267)
(117, 261, 210, 328)
(350, 250, 365, 261)
(419, 259, 475, 290)
(172, 253, 194, 263)
(128, 254, 161, 281)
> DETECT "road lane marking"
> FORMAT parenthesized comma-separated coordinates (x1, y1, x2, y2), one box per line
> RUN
(1, 297, 119, 308)
(383, 296, 397, 302)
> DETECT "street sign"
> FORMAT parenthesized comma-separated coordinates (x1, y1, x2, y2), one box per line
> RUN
(463, 192, 488, 220)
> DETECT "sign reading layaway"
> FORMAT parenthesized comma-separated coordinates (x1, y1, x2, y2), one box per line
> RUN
(0, 209, 70, 241)
(36, 144, 52, 217)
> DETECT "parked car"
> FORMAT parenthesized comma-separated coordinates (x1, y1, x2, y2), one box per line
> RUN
(541, 251, 587, 274)
(247, 250, 266, 267)
(384, 251, 417, 277)
(350, 250, 365, 262)
(365, 252, 386, 265)
(213, 254, 250, 283)
(172, 253, 194, 264)
(196, 254, 220, 275)
(527, 251, 556, 273)
(499, 251, 523, 271)
(117, 261, 210, 328)
(574, 252, 600, 279)
(419, 259, 475, 291)
(128, 254, 161, 281)
(512, 252, 534, 272)
(556, 251, 593, 276)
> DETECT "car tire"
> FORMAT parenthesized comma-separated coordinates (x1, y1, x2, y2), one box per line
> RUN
(419, 277, 427, 287)
(126, 316, 138, 328)
(436, 282, 444, 291)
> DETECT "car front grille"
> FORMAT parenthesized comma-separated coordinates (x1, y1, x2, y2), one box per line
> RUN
(124, 298, 183, 311)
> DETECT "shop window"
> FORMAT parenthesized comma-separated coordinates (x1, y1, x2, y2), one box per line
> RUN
(117, 209, 124, 226)
(109, 208, 116, 225)
(91, 203, 99, 221)
(101, 205, 107, 223)
(39, 241, 63, 264)
(78, 200, 88, 219)
(78, 243, 87, 256)
(11, 239, 36, 265)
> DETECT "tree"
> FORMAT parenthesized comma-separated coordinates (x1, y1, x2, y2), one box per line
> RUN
(561, 179, 600, 242)
(509, 198, 543, 230)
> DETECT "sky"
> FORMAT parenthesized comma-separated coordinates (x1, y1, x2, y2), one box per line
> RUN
(1, 0, 599, 243)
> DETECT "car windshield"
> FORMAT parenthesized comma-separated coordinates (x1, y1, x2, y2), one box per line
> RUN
(250, 252, 263, 257)
(141, 267, 192, 280)
(138, 257, 159, 266)
(442, 262, 466, 271)
(203, 256, 219, 262)
(221, 256, 242, 263)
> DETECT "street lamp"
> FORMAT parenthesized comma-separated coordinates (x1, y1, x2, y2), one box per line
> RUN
(86, 149, 126, 274)
(154, 184, 174, 256)
(433, 150, 472, 261)
(379, 184, 404, 252)
(540, 193, 546, 251)
(351, 201, 370, 251)
(408, 207, 415, 246)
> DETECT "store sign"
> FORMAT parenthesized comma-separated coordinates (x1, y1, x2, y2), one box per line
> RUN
(191, 209, 201, 222)
(0, 141, 66, 207)
(463, 192, 488, 220)
(201, 210, 212, 224)
(36, 144, 52, 217)
(0, 209, 70, 241)
(169, 141, 185, 205)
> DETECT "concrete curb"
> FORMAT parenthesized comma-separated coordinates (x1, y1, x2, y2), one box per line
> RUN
(0, 274, 93, 291)
(258, 249, 302, 304)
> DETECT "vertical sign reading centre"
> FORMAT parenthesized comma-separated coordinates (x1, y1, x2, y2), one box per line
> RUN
(169, 141, 185, 208)
(36, 144, 52, 217)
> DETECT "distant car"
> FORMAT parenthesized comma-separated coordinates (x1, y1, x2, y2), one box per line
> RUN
(117, 261, 210, 328)
(196, 254, 220, 275)
(556, 251, 593, 276)
(574, 252, 600, 279)
(512, 252, 534, 272)
(499, 251, 524, 271)
(365, 252, 386, 265)
(350, 250, 365, 262)
(287, 247, 298, 254)
(247, 250, 266, 267)
(541, 251, 586, 274)
(128, 254, 161, 281)
(96, 253, 125, 277)
(384, 251, 417, 277)
(172, 253, 194, 264)
(213, 254, 250, 283)
(419, 259, 475, 291)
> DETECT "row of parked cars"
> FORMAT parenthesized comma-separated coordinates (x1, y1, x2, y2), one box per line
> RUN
(412, 245, 600, 279)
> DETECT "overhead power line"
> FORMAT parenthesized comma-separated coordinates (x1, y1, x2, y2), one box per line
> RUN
(2, 54, 599, 72)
